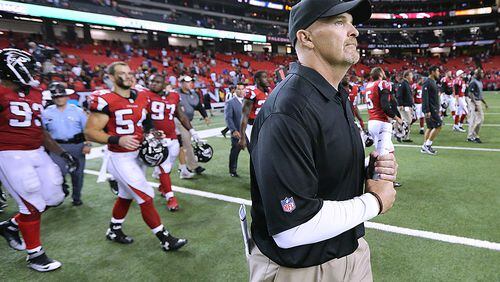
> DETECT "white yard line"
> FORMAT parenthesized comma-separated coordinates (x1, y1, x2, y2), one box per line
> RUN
(84, 169, 500, 251)
(482, 124, 500, 127)
(394, 144, 500, 152)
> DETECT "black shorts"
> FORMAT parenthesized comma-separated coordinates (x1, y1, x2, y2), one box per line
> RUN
(426, 113, 442, 129)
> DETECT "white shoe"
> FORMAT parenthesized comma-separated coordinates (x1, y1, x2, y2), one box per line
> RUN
(26, 249, 62, 272)
(453, 125, 466, 132)
(180, 171, 195, 179)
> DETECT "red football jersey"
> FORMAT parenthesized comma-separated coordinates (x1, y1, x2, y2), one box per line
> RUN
(366, 80, 393, 122)
(88, 90, 149, 153)
(348, 84, 359, 106)
(148, 91, 180, 139)
(244, 85, 269, 120)
(0, 85, 44, 151)
(453, 78, 466, 97)
(413, 83, 423, 104)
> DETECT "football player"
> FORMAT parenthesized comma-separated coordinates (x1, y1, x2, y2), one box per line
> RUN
(238, 71, 270, 150)
(412, 76, 425, 134)
(147, 74, 200, 211)
(84, 62, 187, 252)
(366, 67, 403, 168)
(453, 70, 468, 132)
(0, 48, 78, 272)
(439, 70, 454, 118)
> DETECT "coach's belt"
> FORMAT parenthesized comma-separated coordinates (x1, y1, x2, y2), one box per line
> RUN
(56, 133, 85, 144)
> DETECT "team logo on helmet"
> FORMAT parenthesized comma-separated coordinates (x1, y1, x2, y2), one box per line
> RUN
(0, 48, 39, 87)
(192, 142, 213, 163)
(139, 132, 169, 167)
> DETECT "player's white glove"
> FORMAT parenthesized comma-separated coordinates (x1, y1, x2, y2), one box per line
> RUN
(190, 128, 201, 143)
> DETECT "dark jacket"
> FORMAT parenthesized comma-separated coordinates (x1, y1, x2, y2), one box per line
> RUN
(422, 77, 439, 114)
(397, 79, 414, 107)
(224, 97, 242, 133)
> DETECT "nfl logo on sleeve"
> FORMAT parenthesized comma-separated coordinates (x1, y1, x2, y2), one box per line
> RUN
(281, 197, 296, 213)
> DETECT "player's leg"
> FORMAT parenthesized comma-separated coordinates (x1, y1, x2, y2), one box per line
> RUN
(176, 132, 195, 179)
(0, 150, 62, 272)
(109, 153, 187, 251)
(106, 154, 135, 244)
(158, 140, 180, 211)
(458, 97, 468, 130)
(36, 149, 65, 208)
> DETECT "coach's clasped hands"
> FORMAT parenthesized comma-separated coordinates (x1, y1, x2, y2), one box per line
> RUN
(366, 152, 398, 214)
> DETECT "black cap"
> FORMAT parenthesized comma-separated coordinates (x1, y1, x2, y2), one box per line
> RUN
(288, 0, 372, 47)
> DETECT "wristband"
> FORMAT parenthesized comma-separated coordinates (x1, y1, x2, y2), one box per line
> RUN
(108, 136, 121, 145)
(368, 192, 383, 215)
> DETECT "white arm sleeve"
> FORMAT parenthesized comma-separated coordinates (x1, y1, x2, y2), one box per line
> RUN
(272, 193, 380, 249)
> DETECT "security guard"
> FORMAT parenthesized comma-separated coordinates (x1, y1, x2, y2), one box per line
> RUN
(248, 0, 397, 281)
(42, 82, 90, 206)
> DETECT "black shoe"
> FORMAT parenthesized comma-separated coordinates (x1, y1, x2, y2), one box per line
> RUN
(394, 182, 402, 188)
(109, 180, 119, 195)
(467, 138, 476, 143)
(419, 129, 424, 135)
(26, 249, 62, 272)
(474, 138, 482, 143)
(220, 130, 228, 138)
(0, 220, 26, 251)
(62, 183, 70, 198)
(396, 137, 402, 143)
(402, 139, 413, 143)
(106, 223, 134, 244)
(194, 166, 205, 175)
(72, 200, 83, 206)
(0, 201, 7, 212)
(230, 172, 239, 177)
(156, 229, 188, 252)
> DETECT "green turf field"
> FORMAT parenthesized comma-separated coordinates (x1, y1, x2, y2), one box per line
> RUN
(1, 93, 499, 281)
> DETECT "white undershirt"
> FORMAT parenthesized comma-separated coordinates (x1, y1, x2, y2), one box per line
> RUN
(272, 193, 380, 249)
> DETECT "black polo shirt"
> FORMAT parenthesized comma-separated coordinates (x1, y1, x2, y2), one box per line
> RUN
(249, 62, 366, 268)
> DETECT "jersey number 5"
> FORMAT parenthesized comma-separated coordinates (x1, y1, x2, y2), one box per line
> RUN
(365, 92, 374, 110)
(9, 101, 43, 127)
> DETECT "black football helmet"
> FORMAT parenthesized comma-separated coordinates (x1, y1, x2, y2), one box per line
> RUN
(192, 142, 213, 163)
(139, 132, 169, 167)
(0, 48, 39, 87)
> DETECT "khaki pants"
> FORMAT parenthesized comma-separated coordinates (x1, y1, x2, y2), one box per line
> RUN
(399, 106, 413, 140)
(175, 120, 199, 170)
(248, 238, 373, 282)
(467, 98, 484, 139)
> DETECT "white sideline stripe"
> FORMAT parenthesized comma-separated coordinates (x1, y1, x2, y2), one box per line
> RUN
(482, 124, 500, 127)
(484, 113, 500, 115)
(394, 144, 500, 152)
(83, 168, 500, 251)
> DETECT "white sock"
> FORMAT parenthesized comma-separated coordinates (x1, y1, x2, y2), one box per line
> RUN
(420, 127, 424, 131)
(425, 140, 433, 146)
(111, 217, 125, 224)
(151, 224, 164, 234)
(10, 217, 18, 226)
(458, 123, 462, 127)
(179, 164, 189, 173)
(27, 246, 42, 254)
(165, 192, 174, 200)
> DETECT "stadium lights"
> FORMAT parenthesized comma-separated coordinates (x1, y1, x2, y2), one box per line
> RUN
(171, 34, 191, 38)
(123, 28, 148, 34)
(196, 36, 213, 41)
(13, 16, 42, 22)
(89, 25, 116, 31)
(75, 23, 84, 27)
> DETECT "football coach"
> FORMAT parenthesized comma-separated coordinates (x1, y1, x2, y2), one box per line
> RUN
(248, 0, 398, 281)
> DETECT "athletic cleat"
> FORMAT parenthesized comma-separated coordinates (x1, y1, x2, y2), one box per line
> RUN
(394, 182, 402, 188)
(420, 145, 437, 156)
(194, 166, 206, 175)
(26, 249, 62, 272)
(179, 170, 195, 179)
(109, 180, 119, 195)
(453, 125, 466, 132)
(0, 201, 7, 213)
(419, 129, 424, 135)
(106, 224, 134, 244)
(0, 220, 26, 251)
(156, 230, 187, 252)
(166, 197, 179, 212)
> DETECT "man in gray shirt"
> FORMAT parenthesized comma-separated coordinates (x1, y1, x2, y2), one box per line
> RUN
(177, 76, 211, 174)
(467, 69, 488, 143)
